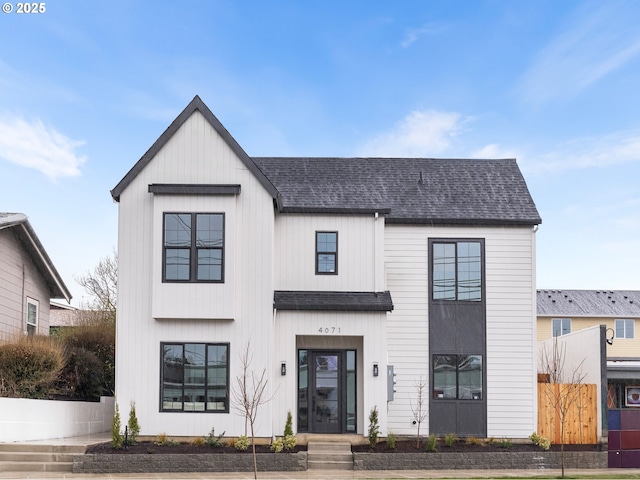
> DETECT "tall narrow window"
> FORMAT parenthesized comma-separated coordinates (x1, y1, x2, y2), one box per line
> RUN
(316, 232, 338, 274)
(432, 241, 482, 301)
(433, 354, 482, 400)
(552, 318, 571, 337)
(163, 213, 224, 282)
(26, 298, 38, 336)
(161, 342, 229, 412)
(615, 319, 635, 339)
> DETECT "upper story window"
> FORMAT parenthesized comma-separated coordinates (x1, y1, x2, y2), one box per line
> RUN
(163, 213, 224, 282)
(432, 240, 482, 301)
(316, 231, 338, 275)
(161, 342, 229, 412)
(26, 298, 38, 336)
(552, 318, 571, 337)
(615, 319, 635, 339)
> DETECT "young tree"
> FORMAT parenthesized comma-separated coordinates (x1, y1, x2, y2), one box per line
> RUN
(539, 338, 587, 478)
(232, 341, 274, 479)
(409, 376, 428, 448)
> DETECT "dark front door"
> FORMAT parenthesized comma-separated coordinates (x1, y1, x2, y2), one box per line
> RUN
(310, 351, 341, 433)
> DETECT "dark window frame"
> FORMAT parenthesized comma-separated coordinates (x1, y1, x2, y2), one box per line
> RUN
(162, 212, 225, 283)
(160, 342, 230, 413)
(432, 353, 483, 401)
(431, 239, 484, 302)
(315, 231, 338, 275)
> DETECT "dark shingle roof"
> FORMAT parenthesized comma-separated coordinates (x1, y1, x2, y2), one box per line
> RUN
(537, 289, 640, 317)
(274, 291, 393, 312)
(254, 157, 541, 226)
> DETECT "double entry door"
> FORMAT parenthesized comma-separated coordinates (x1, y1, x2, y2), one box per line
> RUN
(298, 349, 356, 434)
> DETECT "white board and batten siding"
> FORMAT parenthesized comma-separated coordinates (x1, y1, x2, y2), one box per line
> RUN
(115, 110, 276, 437)
(385, 224, 537, 438)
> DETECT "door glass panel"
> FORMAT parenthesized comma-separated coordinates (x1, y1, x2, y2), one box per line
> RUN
(314, 354, 339, 427)
(346, 350, 356, 432)
(298, 350, 308, 431)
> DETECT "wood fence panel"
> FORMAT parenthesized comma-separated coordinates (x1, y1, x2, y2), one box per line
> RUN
(537, 383, 597, 444)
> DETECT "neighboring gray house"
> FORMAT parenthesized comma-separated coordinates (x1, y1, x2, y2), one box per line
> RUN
(0, 213, 71, 342)
(111, 96, 541, 440)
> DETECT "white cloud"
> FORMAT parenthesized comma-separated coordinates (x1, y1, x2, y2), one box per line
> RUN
(401, 23, 445, 48)
(525, 130, 640, 175)
(0, 115, 85, 179)
(359, 110, 470, 157)
(518, 1, 640, 104)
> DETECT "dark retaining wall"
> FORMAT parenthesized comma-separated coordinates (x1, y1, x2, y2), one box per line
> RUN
(353, 451, 608, 470)
(74, 450, 607, 473)
(73, 452, 307, 473)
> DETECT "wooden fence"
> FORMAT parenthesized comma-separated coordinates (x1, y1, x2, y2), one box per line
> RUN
(537, 383, 597, 444)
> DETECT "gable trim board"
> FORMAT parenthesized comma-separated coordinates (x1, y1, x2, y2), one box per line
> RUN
(112, 96, 540, 440)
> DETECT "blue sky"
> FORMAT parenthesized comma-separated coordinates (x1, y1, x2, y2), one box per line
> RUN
(1, 0, 640, 305)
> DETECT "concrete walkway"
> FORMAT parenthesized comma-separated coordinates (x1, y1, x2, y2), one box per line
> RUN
(2, 434, 640, 480)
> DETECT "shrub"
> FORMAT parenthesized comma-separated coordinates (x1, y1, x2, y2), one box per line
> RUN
(368, 406, 380, 450)
(284, 410, 294, 437)
(153, 433, 178, 446)
(282, 410, 296, 451)
(425, 434, 438, 452)
(270, 437, 283, 453)
(530, 432, 551, 450)
(283, 434, 297, 451)
(56, 347, 104, 400)
(0, 335, 65, 398)
(126, 401, 140, 445)
(192, 437, 205, 446)
(497, 438, 512, 449)
(111, 401, 123, 449)
(205, 428, 225, 447)
(465, 436, 484, 446)
(444, 432, 457, 447)
(234, 435, 250, 451)
(387, 432, 396, 449)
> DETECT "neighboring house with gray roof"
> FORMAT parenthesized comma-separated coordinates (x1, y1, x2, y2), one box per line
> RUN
(0, 213, 71, 343)
(537, 289, 640, 406)
(111, 96, 541, 441)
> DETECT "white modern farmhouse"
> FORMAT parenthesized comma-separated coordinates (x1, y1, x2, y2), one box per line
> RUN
(111, 96, 542, 441)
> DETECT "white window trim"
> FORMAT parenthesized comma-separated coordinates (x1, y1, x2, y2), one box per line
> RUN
(552, 317, 571, 337)
(615, 319, 635, 339)
(26, 297, 39, 334)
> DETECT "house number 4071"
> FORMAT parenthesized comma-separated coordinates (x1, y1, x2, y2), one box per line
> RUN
(318, 326, 341, 334)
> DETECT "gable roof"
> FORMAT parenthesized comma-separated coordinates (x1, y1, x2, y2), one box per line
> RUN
(254, 157, 541, 225)
(537, 289, 640, 317)
(0, 213, 72, 302)
(110, 95, 281, 204)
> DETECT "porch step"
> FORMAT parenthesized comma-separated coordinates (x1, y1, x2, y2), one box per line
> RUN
(307, 441, 353, 470)
(0, 443, 85, 472)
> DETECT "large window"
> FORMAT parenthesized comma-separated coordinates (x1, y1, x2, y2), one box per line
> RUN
(432, 241, 482, 301)
(316, 231, 338, 274)
(433, 354, 483, 400)
(163, 213, 224, 282)
(615, 319, 635, 339)
(26, 298, 38, 336)
(552, 318, 571, 337)
(161, 343, 229, 412)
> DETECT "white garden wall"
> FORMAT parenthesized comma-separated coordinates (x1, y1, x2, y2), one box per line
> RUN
(0, 396, 114, 442)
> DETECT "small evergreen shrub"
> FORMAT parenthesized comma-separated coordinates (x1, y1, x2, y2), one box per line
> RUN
(368, 406, 380, 450)
(270, 437, 283, 452)
(111, 401, 123, 449)
(282, 410, 296, 451)
(284, 410, 294, 437)
(283, 434, 297, 451)
(234, 435, 250, 451)
(126, 401, 140, 445)
(530, 432, 551, 450)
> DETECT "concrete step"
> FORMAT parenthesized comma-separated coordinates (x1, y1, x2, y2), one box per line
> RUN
(0, 461, 73, 472)
(0, 443, 86, 453)
(307, 441, 353, 470)
(0, 451, 76, 462)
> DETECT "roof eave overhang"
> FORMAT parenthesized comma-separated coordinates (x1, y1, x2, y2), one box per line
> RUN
(385, 217, 542, 226)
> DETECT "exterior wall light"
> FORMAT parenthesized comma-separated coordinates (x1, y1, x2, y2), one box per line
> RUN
(281, 362, 286, 376)
(373, 363, 379, 377)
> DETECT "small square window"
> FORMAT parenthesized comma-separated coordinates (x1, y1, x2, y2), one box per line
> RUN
(552, 318, 571, 337)
(316, 232, 337, 274)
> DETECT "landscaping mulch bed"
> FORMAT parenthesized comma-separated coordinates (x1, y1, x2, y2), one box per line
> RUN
(352, 439, 603, 453)
(86, 441, 306, 455)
